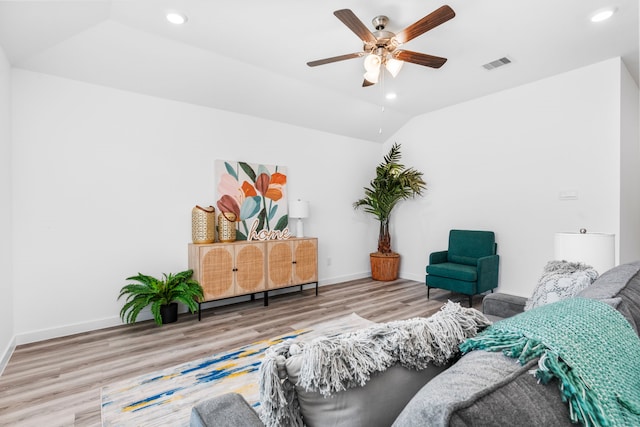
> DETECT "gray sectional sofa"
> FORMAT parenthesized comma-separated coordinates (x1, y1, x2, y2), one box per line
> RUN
(191, 261, 640, 427)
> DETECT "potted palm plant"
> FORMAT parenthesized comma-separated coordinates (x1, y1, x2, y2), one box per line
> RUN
(118, 269, 204, 325)
(354, 143, 426, 281)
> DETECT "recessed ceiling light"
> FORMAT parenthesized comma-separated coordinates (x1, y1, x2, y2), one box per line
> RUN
(385, 92, 397, 100)
(590, 8, 616, 23)
(166, 11, 188, 25)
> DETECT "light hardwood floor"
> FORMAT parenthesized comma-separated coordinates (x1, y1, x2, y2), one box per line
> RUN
(0, 278, 483, 426)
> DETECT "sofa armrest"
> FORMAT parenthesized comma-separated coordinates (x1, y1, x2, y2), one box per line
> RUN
(190, 393, 264, 427)
(429, 250, 448, 265)
(482, 293, 527, 320)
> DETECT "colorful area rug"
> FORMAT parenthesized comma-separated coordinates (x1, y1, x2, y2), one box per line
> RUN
(101, 313, 374, 426)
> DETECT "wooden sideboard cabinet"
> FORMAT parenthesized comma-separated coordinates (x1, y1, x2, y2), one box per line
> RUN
(188, 238, 318, 319)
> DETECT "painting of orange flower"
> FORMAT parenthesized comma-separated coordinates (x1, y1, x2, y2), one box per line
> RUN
(215, 160, 289, 241)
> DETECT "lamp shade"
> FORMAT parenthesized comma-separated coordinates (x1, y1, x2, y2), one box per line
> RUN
(289, 200, 309, 219)
(554, 231, 615, 275)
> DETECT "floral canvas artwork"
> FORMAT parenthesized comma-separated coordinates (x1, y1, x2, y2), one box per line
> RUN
(215, 160, 289, 241)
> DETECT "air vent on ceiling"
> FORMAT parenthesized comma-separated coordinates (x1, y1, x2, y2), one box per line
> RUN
(482, 56, 512, 70)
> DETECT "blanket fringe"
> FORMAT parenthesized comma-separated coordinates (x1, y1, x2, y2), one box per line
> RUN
(258, 301, 491, 427)
(258, 343, 304, 427)
(462, 330, 610, 427)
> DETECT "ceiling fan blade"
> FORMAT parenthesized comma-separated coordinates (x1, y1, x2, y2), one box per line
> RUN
(307, 52, 364, 67)
(393, 50, 448, 68)
(395, 5, 455, 44)
(334, 9, 377, 44)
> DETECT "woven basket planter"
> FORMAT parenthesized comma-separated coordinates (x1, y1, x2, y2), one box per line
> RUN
(370, 252, 400, 281)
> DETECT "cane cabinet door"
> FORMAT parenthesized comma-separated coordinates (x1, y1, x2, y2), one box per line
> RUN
(267, 240, 294, 289)
(192, 244, 235, 301)
(234, 242, 266, 294)
(293, 238, 318, 285)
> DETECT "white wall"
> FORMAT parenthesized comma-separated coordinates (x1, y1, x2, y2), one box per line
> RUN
(388, 58, 632, 297)
(620, 61, 640, 263)
(7, 57, 637, 345)
(0, 45, 14, 373)
(11, 70, 381, 343)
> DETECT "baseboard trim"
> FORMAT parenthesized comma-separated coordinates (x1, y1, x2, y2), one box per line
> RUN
(14, 316, 123, 346)
(320, 272, 370, 285)
(0, 336, 16, 376)
(400, 271, 424, 282)
(12, 273, 374, 346)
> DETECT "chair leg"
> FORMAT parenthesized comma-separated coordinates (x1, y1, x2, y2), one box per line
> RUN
(427, 286, 430, 299)
(468, 295, 473, 307)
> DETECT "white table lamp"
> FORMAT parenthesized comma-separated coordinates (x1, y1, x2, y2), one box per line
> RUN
(289, 200, 309, 238)
(554, 229, 615, 275)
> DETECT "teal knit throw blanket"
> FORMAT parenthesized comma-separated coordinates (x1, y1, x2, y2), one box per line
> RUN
(460, 298, 640, 427)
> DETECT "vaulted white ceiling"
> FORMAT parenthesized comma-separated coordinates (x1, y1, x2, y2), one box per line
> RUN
(0, 0, 637, 142)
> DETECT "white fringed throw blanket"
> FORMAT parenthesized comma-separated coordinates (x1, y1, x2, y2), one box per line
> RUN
(258, 302, 492, 427)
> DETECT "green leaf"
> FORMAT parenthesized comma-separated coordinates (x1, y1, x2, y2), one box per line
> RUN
(224, 161, 238, 181)
(257, 208, 266, 230)
(268, 204, 278, 221)
(275, 214, 288, 231)
(239, 162, 257, 182)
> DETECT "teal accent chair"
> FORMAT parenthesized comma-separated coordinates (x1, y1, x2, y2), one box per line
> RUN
(426, 230, 499, 307)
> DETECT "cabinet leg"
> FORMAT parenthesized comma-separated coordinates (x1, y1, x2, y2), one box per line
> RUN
(263, 291, 268, 306)
(251, 293, 255, 301)
(315, 282, 318, 296)
(198, 302, 202, 321)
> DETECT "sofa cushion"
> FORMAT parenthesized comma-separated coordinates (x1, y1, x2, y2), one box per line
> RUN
(524, 260, 598, 311)
(392, 351, 572, 427)
(190, 393, 263, 427)
(578, 261, 640, 334)
(448, 361, 573, 426)
(286, 355, 448, 427)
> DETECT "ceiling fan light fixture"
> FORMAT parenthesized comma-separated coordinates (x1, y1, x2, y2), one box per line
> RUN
(363, 69, 380, 84)
(385, 58, 404, 78)
(308, 6, 455, 86)
(364, 54, 382, 72)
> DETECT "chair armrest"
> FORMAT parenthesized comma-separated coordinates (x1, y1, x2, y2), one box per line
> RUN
(190, 393, 264, 427)
(476, 255, 499, 293)
(482, 293, 527, 319)
(429, 250, 448, 264)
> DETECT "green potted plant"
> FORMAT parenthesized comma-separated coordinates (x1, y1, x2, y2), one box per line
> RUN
(354, 142, 426, 281)
(118, 269, 204, 325)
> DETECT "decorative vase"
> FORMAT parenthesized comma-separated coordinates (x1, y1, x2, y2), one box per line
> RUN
(192, 205, 216, 244)
(370, 252, 400, 281)
(218, 212, 237, 243)
(160, 302, 178, 324)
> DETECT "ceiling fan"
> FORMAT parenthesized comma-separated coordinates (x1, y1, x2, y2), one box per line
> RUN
(307, 5, 455, 87)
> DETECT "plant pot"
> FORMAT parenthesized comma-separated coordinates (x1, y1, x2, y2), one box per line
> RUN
(160, 302, 178, 324)
(370, 252, 400, 281)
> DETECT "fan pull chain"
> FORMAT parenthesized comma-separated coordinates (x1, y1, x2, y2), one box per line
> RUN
(378, 70, 385, 134)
